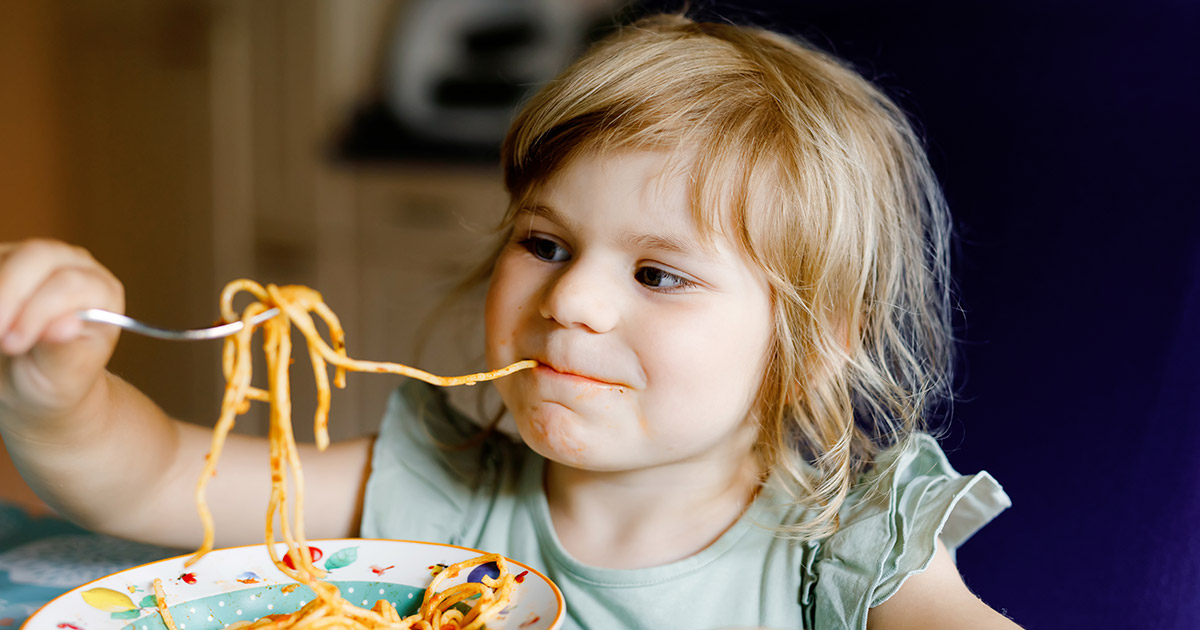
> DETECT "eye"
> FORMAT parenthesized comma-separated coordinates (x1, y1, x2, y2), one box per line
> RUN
(519, 236, 570, 262)
(634, 266, 695, 291)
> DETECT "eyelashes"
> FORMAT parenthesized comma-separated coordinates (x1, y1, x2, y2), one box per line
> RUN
(517, 236, 698, 293)
(633, 266, 695, 291)
(521, 235, 570, 262)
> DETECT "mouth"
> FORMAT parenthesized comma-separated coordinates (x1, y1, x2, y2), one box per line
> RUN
(532, 361, 628, 391)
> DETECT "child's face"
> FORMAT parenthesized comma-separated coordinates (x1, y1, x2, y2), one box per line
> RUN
(485, 150, 774, 473)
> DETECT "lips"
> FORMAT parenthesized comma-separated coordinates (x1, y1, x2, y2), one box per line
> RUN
(533, 359, 628, 389)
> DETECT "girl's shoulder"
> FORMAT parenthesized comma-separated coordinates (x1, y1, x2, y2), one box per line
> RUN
(803, 433, 1011, 628)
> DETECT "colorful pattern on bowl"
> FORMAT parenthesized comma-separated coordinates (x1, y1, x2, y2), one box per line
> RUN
(116, 582, 424, 630)
(24, 539, 563, 630)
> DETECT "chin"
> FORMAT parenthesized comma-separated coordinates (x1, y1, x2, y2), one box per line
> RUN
(513, 407, 609, 467)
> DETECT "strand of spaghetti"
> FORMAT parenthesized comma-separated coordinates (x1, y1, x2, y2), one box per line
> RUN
(188, 304, 262, 565)
(308, 300, 348, 389)
(378, 600, 407, 625)
(301, 618, 369, 630)
(457, 573, 513, 630)
(465, 574, 515, 630)
(423, 583, 488, 626)
(307, 337, 332, 451)
(262, 314, 301, 582)
(220, 280, 272, 411)
(265, 412, 304, 582)
(417, 553, 506, 628)
(152, 579, 177, 630)
(277, 298, 335, 451)
(427, 556, 512, 630)
(220, 279, 270, 321)
(420, 553, 504, 607)
(270, 316, 314, 580)
(307, 297, 347, 445)
(277, 287, 349, 389)
(263, 314, 324, 583)
(435, 608, 464, 629)
(265, 284, 537, 387)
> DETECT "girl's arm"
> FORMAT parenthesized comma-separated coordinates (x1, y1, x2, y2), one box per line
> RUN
(12, 372, 373, 550)
(7, 373, 373, 549)
(866, 539, 1022, 630)
(0, 434, 50, 513)
(0, 239, 371, 549)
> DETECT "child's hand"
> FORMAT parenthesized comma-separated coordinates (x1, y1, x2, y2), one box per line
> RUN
(0, 239, 124, 421)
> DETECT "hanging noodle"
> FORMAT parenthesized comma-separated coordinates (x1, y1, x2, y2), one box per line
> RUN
(173, 279, 536, 630)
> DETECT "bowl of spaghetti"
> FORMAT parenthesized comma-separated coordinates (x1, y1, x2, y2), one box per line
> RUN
(23, 538, 564, 630)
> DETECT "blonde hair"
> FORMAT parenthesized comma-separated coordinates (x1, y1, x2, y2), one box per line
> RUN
(492, 13, 953, 540)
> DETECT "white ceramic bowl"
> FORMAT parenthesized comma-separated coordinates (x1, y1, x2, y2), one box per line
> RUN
(23, 539, 564, 630)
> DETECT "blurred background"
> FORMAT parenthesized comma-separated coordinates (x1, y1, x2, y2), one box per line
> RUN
(1, 0, 1198, 627)
(0, 0, 628, 447)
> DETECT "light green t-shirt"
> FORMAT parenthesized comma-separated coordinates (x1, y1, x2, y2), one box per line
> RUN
(361, 382, 1010, 630)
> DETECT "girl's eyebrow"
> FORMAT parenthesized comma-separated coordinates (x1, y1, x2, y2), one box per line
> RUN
(517, 202, 712, 258)
(622, 232, 707, 257)
(516, 203, 574, 230)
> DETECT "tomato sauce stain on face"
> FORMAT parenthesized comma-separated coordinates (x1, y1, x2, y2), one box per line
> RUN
(637, 409, 652, 435)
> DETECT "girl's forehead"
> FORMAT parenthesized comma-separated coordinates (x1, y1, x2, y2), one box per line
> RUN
(543, 148, 682, 188)
(526, 154, 688, 234)
(533, 148, 738, 243)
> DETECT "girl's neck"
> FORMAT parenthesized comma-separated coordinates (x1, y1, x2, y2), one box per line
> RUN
(543, 451, 763, 570)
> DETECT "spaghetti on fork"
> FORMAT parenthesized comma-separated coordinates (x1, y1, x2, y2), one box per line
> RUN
(171, 279, 536, 630)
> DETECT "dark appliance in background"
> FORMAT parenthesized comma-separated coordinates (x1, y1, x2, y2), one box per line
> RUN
(338, 0, 625, 162)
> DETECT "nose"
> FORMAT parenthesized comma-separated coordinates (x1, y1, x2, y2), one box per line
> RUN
(538, 259, 620, 333)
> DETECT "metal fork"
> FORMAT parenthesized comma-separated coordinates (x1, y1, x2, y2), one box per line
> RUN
(77, 308, 281, 340)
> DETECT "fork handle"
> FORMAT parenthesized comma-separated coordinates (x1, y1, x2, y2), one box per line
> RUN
(77, 308, 280, 341)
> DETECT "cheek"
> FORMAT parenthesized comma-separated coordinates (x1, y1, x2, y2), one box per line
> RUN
(484, 256, 523, 351)
(483, 282, 505, 351)
(641, 307, 773, 424)
(484, 274, 518, 406)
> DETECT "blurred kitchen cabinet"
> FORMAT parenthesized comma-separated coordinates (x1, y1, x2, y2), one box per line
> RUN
(41, 0, 506, 441)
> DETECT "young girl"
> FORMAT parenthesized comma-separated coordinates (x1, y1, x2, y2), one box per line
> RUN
(0, 13, 1016, 630)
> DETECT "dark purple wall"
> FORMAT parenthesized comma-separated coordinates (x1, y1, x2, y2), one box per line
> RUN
(643, 1, 1200, 626)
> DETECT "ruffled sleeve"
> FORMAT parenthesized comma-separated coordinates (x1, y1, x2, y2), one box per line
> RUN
(809, 433, 1011, 629)
(359, 381, 515, 545)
